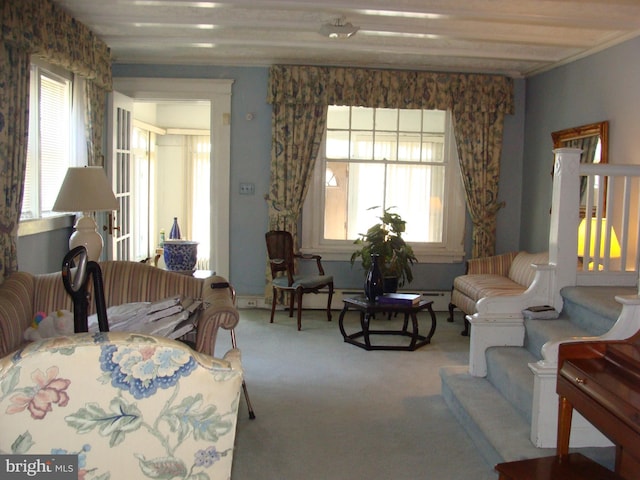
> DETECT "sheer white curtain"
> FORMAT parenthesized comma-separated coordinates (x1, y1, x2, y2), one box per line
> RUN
(186, 135, 211, 270)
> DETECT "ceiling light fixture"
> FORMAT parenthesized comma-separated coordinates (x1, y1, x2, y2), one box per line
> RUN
(319, 17, 359, 39)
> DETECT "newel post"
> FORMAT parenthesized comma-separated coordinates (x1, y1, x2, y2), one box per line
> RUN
(548, 148, 582, 311)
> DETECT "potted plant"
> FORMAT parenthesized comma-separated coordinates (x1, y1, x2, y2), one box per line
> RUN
(350, 207, 418, 291)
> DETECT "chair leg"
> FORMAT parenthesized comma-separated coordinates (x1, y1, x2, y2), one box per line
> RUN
(270, 288, 277, 323)
(296, 289, 303, 331)
(326, 282, 334, 322)
(447, 302, 455, 322)
(288, 292, 295, 318)
(448, 302, 470, 336)
(231, 329, 256, 420)
(462, 317, 470, 337)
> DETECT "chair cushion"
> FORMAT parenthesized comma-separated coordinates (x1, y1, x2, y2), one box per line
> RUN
(453, 274, 527, 302)
(272, 275, 333, 290)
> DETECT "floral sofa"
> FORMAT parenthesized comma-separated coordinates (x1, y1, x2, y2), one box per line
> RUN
(0, 331, 243, 479)
(0, 261, 239, 359)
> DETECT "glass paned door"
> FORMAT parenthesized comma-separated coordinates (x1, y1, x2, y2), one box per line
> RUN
(107, 91, 133, 260)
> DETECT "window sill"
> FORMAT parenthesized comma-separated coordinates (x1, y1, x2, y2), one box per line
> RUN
(18, 215, 74, 237)
(300, 245, 465, 264)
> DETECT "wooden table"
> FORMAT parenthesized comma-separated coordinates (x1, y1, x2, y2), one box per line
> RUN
(338, 296, 436, 351)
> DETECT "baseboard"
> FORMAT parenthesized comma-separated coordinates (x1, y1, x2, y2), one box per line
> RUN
(237, 290, 451, 311)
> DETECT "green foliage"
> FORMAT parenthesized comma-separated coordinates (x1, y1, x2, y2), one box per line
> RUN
(350, 207, 417, 287)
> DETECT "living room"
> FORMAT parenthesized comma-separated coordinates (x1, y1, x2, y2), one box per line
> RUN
(11, 6, 639, 307)
(3, 1, 640, 478)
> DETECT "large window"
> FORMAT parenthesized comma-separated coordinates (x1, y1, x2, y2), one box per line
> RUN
(21, 62, 73, 221)
(302, 106, 465, 262)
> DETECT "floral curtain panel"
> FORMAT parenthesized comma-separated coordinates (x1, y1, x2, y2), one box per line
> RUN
(85, 80, 109, 166)
(1, 0, 112, 90)
(0, 0, 112, 280)
(268, 65, 514, 258)
(0, 44, 30, 278)
(263, 102, 327, 300)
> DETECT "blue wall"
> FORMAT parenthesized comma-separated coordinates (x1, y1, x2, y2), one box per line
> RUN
(108, 64, 526, 295)
(521, 36, 640, 252)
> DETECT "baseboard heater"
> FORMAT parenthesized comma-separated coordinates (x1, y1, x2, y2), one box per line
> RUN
(237, 290, 450, 311)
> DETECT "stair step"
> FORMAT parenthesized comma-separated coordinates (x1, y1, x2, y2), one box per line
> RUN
(440, 365, 553, 466)
(486, 347, 536, 424)
(524, 317, 590, 361)
(440, 365, 616, 470)
(560, 286, 633, 335)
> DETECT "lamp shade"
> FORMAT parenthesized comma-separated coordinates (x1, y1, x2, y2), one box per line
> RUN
(577, 218, 621, 258)
(53, 167, 118, 261)
(53, 166, 118, 213)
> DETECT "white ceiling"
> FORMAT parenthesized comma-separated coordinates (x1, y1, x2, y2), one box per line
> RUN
(53, 0, 640, 78)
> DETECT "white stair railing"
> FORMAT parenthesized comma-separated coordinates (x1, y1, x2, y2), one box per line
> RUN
(529, 148, 640, 448)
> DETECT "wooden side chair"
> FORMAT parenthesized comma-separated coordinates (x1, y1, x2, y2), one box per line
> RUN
(265, 230, 334, 330)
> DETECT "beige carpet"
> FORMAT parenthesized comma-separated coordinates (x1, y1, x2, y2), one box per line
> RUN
(218, 308, 498, 480)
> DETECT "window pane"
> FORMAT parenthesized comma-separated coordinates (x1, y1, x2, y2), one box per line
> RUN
(386, 164, 444, 242)
(375, 108, 398, 130)
(351, 107, 373, 130)
(323, 161, 385, 240)
(422, 136, 445, 163)
(326, 130, 350, 159)
(398, 133, 422, 162)
(423, 110, 446, 132)
(399, 110, 422, 132)
(374, 132, 397, 161)
(327, 105, 350, 129)
(351, 131, 374, 160)
(39, 73, 70, 215)
(323, 162, 348, 239)
(347, 163, 384, 239)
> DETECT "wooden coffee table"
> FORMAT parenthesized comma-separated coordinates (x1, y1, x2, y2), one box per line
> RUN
(338, 296, 436, 351)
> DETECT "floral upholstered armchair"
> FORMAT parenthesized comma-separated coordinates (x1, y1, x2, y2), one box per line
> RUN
(0, 332, 243, 480)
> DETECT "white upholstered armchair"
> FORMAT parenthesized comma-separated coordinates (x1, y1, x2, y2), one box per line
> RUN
(0, 332, 243, 480)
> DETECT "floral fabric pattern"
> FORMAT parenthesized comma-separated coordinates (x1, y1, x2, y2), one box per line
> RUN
(100, 343, 196, 398)
(0, 332, 242, 480)
(6, 366, 70, 419)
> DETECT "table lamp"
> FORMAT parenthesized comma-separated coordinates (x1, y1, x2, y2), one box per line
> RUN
(53, 166, 118, 261)
(577, 217, 621, 269)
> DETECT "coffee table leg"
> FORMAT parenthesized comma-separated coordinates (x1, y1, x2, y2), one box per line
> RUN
(409, 312, 419, 349)
(425, 305, 437, 342)
(338, 304, 349, 340)
(402, 313, 409, 332)
(360, 311, 372, 349)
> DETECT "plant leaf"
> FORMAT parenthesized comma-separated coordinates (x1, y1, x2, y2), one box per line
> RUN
(11, 431, 34, 454)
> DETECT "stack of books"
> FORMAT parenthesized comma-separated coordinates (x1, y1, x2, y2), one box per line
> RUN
(522, 305, 559, 320)
(376, 293, 421, 306)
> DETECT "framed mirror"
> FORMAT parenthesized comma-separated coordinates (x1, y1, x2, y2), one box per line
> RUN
(552, 121, 609, 215)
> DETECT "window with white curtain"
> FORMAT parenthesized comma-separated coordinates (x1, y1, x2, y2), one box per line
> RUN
(302, 106, 465, 263)
(21, 61, 74, 221)
(186, 135, 211, 270)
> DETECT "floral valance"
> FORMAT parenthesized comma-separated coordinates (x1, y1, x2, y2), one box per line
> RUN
(268, 65, 513, 114)
(1, 0, 112, 90)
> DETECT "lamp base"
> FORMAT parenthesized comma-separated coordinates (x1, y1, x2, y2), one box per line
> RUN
(70, 214, 103, 261)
